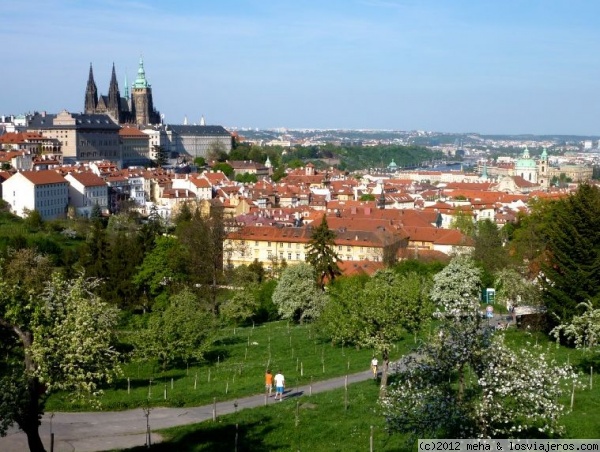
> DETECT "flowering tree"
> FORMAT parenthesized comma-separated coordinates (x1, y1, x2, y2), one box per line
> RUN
(382, 255, 579, 439)
(272, 263, 327, 323)
(494, 268, 541, 308)
(0, 251, 121, 452)
(551, 301, 600, 352)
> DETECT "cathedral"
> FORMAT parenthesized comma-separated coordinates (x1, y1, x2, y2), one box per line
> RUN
(84, 58, 161, 126)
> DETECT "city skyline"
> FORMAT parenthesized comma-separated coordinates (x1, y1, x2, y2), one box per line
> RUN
(2, 0, 600, 135)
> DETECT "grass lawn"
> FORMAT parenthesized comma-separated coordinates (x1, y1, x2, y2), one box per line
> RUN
(114, 326, 600, 451)
(119, 378, 412, 452)
(46, 320, 422, 411)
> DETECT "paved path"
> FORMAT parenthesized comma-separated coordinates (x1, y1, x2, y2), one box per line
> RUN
(0, 369, 375, 452)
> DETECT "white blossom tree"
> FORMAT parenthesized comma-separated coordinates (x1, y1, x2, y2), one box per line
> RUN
(382, 255, 579, 439)
(551, 301, 600, 352)
(272, 263, 327, 323)
(0, 251, 121, 452)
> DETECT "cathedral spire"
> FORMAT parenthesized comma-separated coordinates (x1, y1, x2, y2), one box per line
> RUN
(107, 62, 121, 119)
(123, 73, 129, 99)
(84, 63, 98, 114)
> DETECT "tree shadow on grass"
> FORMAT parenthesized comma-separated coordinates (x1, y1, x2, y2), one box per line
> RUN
(122, 417, 283, 451)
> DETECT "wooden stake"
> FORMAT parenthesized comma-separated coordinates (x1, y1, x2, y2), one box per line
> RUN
(127, 377, 130, 394)
(370, 425, 374, 452)
(171, 377, 173, 390)
(213, 397, 217, 421)
(570, 381, 575, 410)
(301, 362, 304, 377)
(194, 373, 197, 390)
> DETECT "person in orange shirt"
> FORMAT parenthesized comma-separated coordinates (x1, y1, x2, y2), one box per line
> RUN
(265, 369, 273, 396)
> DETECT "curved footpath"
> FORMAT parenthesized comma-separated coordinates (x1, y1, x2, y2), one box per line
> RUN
(0, 369, 376, 452)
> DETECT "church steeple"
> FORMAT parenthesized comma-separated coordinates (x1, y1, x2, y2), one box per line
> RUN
(107, 63, 121, 121)
(84, 63, 98, 114)
(133, 57, 150, 88)
(123, 73, 129, 99)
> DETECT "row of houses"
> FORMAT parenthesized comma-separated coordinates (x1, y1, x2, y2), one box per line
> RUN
(0, 160, 579, 274)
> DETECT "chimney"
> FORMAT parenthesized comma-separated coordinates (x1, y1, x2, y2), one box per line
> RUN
(176, 189, 179, 197)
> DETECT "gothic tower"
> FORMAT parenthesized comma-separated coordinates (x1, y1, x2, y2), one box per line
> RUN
(107, 63, 122, 122)
(84, 63, 98, 114)
(131, 57, 159, 125)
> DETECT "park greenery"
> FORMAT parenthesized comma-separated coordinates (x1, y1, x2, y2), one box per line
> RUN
(1, 184, 600, 451)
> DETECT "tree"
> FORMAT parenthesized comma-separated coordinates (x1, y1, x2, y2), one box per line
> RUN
(193, 156, 206, 167)
(220, 288, 259, 327)
(212, 162, 234, 178)
(235, 172, 258, 184)
(305, 215, 341, 290)
(359, 193, 376, 201)
(272, 263, 327, 323)
(539, 184, 600, 325)
(471, 219, 510, 281)
(383, 333, 579, 439)
(551, 301, 600, 352)
(0, 251, 121, 452)
(175, 209, 228, 313)
(382, 255, 579, 440)
(152, 145, 169, 168)
(133, 235, 188, 310)
(449, 209, 476, 237)
(132, 288, 215, 371)
(494, 268, 541, 308)
(206, 141, 229, 163)
(321, 269, 433, 391)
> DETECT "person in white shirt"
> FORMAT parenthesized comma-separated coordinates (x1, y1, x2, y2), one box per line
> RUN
(273, 370, 285, 400)
(371, 357, 378, 378)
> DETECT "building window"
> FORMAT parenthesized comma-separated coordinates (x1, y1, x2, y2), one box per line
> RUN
(288, 253, 292, 260)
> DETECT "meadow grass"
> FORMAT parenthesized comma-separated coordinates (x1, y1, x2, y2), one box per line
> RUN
(114, 325, 600, 451)
(119, 378, 413, 452)
(46, 320, 421, 411)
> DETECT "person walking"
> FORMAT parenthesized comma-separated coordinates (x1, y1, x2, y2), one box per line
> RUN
(265, 369, 273, 396)
(273, 370, 285, 401)
(371, 356, 378, 378)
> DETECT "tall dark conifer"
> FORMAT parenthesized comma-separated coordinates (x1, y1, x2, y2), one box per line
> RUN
(540, 184, 600, 325)
(305, 215, 341, 290)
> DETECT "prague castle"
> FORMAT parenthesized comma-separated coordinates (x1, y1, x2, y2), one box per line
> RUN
(84, 58, 161, 126)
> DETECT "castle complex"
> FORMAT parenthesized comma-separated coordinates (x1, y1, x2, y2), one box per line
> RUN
(84, 58, 161, 126)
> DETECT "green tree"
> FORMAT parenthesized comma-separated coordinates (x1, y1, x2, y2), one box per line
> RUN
(193, 156, 206, 167)
(23, 209, 43, 232)
(305, 215, 341, 290)
(132, 288, 215, 371)
(472, 219, 509, 280)
(175, 210, 228, 313)
(272, 263, 327, 323)
(449, 210, 476, 237)
(0, 251, 120, 452)
(152, 145, 169, 168)
(321, 269, 433, 391)
(359, 193, 376, 201)
(133, 235, 188, 310)
(235, 172, 258, 183)
(539, 184, 600, 325)
(212, 162, 234, 178)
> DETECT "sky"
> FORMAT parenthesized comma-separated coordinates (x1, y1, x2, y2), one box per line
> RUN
(2, 0, 600, 135)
